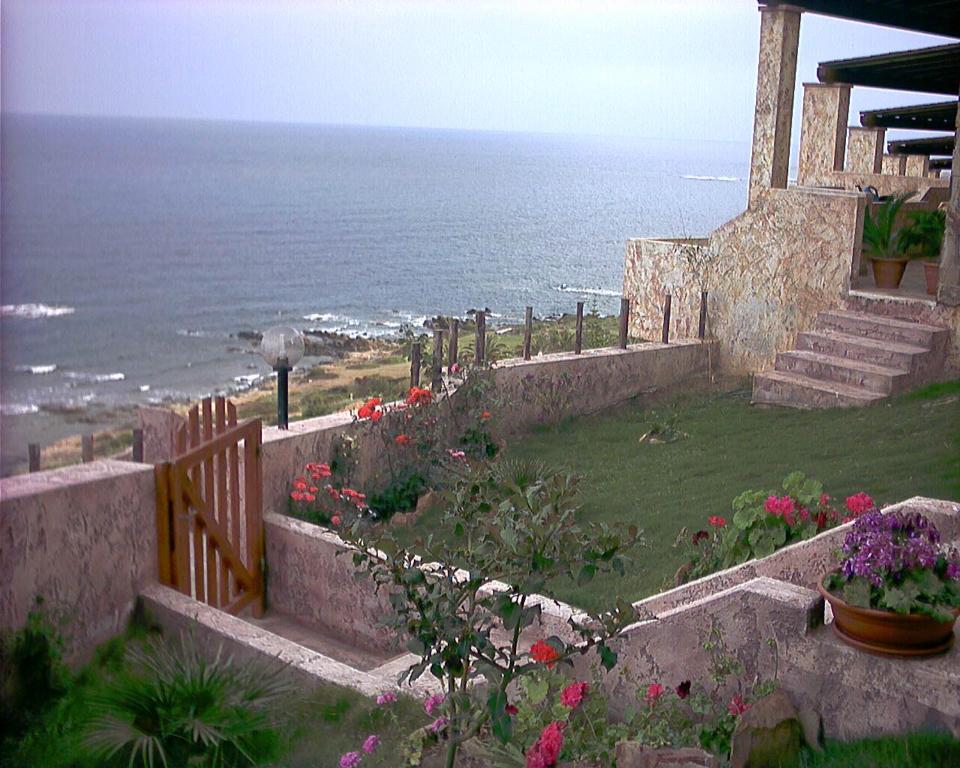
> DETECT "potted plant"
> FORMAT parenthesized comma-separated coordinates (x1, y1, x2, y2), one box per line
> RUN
(861, 194, 910, 290)
(819, 509, 960, 657)
(898, 209, 945, 296)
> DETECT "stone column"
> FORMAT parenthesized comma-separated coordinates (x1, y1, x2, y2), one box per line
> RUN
(845, 127, 885, 175)
(797, 83, 850, 187)
(937, 87, 960, 306)
(748, 5, 802, 208)
(905, 155, 930, 177)
(881, 154, 907, 176)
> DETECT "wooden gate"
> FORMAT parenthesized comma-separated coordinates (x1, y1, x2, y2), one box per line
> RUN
(155, 397, 264, 616)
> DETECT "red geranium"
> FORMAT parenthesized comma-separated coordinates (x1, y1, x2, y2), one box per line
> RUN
(708, 515, 726, 528)
(525, 722, 564, 768)
(645, 683, 665, 703)
(395, 434, 411, 446)
(405, 386, 433, 406)
(530, 639, 560, 667)
(728, 693, 749, 716)
(560, 681, 589, 709)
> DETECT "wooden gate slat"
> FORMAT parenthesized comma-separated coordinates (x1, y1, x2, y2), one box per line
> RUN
(155, 463, 172, 585)
(227, 402, 242, 601)
(215, 397, 229, 605)
(174, 425, 190, 595)
(201, 398, 217, 606)
(188, 407, 204, 602)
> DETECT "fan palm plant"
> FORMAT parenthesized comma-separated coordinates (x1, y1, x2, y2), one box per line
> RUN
(85, 635, 292, 768)
(899, 209, 946, 261)
(861, 193, 910, 261)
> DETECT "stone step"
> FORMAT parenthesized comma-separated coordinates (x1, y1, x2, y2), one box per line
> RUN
(774, 350, 911, 395)
(817, 310, 947, 349)
(795, 329, 928, 373)
(752, 370, 885, 409)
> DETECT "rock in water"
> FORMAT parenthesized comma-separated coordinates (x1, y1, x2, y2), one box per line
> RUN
(730, 689, 807, 768)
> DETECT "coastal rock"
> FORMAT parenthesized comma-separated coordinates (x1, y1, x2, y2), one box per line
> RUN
(730, 689, 807, 768)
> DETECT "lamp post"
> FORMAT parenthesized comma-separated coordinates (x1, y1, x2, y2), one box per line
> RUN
(259, 326, 304, 430)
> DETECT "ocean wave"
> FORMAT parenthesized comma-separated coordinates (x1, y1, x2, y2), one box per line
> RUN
(303, 312, 352, 323)
(680, 174, 740, 182)
(1, 403, 40, 416)
(176, 328, 227, 339)
(1, 303, 76, 319)
(233, 373, 262, 389)
(15, 364, 57, 375)
(63, 371, 126, 383)
(552, 285, 621, 298)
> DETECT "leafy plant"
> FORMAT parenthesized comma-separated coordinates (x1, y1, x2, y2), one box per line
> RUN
(898, 209, 945, 261)
(368, 472, 427, 520)
(861, 193, 910, 260)
(824, 510, 960, 621)
(85, 635, 292, 768)
(340, 460, 642, 768)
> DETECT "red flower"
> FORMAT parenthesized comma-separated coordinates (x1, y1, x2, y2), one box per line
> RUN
(294, 478, 308, 490)
(290, 491, 305, 502)
(481, 410, 491, 420)
(326, 485, 340, 500)
(365, 397, 383, 408)
(302, 493, 316, 502)
(708, 515, 726, 528)
(645, 683, 665, 703)
(530, 639, 561, 667)
(395, 434, 411, 446)
(727, 693, 749, 716)
(691, 530, 709, 545)
(560, 681, 589, 709)
(370, 410, 383, 423)
(676, 680, 691, 699)
(526, 722, 565, 768)
(844, 492, 874, 517)
(357, 405, 373, 420)
(505, 704, 519, 716)
(331, 515, 341, 526)
(405, 387, 432, 406)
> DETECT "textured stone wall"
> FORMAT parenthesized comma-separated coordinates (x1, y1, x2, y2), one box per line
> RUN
(905, 155, 930, 177)
(797, 83, 850, 188)
(0, 460, 157, 657)
(826, 171, 947, 199)
(845, 127, 884, 175)
(881, 153, 907, 176)
(624, 188, 865, 374)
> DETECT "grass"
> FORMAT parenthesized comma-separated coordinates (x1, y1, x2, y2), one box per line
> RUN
(797, 732, 960, 768)
(408, 380, 960, 612)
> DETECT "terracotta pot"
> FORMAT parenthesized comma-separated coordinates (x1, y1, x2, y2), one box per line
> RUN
(818, 576, 959, 657)
(869, 258, 908, 290)
(923, 261, 940, 296)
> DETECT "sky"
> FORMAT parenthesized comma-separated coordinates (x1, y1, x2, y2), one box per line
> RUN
(1, 0, 954, 145)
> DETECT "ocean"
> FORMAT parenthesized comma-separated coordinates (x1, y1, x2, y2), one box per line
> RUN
(0, 113, 748, 474)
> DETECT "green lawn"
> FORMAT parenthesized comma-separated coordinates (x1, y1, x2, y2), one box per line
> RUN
(798, 732, 960, 768)
(411, 381, 960, 613)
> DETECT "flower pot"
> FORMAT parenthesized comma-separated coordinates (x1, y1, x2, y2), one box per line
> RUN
(869, 258, 908, 290)
(923, 261, 940, 296)
(818, 577, 959, 657)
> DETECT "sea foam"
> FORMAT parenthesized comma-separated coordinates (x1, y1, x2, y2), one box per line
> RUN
(1, 303, 76, 319)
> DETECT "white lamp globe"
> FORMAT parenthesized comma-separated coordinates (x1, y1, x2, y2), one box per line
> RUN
(259, 326, 305, 369)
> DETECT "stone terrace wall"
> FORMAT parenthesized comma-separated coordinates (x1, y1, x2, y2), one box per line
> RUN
(0, 460, 157, 658)
(625, 187, 864, 375)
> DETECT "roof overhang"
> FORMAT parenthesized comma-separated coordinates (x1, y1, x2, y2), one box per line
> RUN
(887, 135, 955, 156)
(759, 1, 960, 39)
(818, 44, 960, 96)
(860, 101, 958, 131)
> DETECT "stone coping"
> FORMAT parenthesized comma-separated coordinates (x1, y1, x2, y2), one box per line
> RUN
(0, 458, 152, 500)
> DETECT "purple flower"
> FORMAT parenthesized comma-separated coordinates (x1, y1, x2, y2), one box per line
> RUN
(427, 716, 448, 734)
(375, 691, 396, 706)
(424, 693, 445, 716)
(362, 734, 380, 754)
(339, 751, 362, 768)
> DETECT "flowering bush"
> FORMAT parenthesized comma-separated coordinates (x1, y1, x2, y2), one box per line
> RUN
(824, 510, 960, 620)
(676, 472, 875, 584)
(287, 461, 370, 528)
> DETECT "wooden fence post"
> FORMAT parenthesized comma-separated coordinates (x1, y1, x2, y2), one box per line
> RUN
(619, 298, 630, 350)
(133, 428, 144, 462)
(523, 306, 533, 360)
(28, 444, 41, 473)
(475, 311, 486, 365)
(448, 319, 459, 373)
(698, 290, 708, 340)
(410, 342, 422, 387)
(575, 301, 584, 354)
(82, 434, 94, 463)
(431, 329, 444, 392)
(662, 293, 672, 344)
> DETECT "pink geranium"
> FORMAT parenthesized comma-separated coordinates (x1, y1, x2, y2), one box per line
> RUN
(560, 681, 589, 709)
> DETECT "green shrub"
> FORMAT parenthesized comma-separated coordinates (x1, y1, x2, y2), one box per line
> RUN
(368, 472, 427, 520)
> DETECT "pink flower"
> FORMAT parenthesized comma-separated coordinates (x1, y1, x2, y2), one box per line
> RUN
(446, 448, 466, 461)
(645, 683, 665, 703)
(339, 752, 362, 768)
(728, 693, 749, 716)
(845, 492, 874, 517)
(424, 693, 445, 716)
(331, 515, 342, 526)
(450, 363, 461, 374)
(708, 515, 726, 528)
(362, 734, 380, 754)
(560, 681, 589, 709)
(427, 716, 448, 734)
(375, 691, 396, 706)
(526, 721, 565, 768)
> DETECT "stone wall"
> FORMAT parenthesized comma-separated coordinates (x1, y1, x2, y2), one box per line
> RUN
(0, 460, 158, 657)
(624, 188, 864, 374)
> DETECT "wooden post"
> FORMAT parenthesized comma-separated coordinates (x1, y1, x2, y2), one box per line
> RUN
(698, 290, 708, 340)
(475, 311, 486, 365)
(662, 293, 672, 344)
(618, 298, 630, 349)
(133, 428, 144, 462)
(410, 342, 422, 387)
(81, 434, 94, 463)
(574, 301, 584, 354)
(523, 306, 533, 360)
(431, 329, 444, 392)
(28, 444, 41, 473)
(448, 319, 459, 373)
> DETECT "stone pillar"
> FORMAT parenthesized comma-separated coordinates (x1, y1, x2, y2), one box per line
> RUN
(796, 83, 850, 187)
(905, 155, 930, 177)
(748, 5, 802, 208)
(845, 127, 885, 175)
(881, 154, 907, 176)
(937, 87, 960, 306)
(138, 406, 185, 463)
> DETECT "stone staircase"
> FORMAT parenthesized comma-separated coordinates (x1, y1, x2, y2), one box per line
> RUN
(752, 309, 950, 408)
